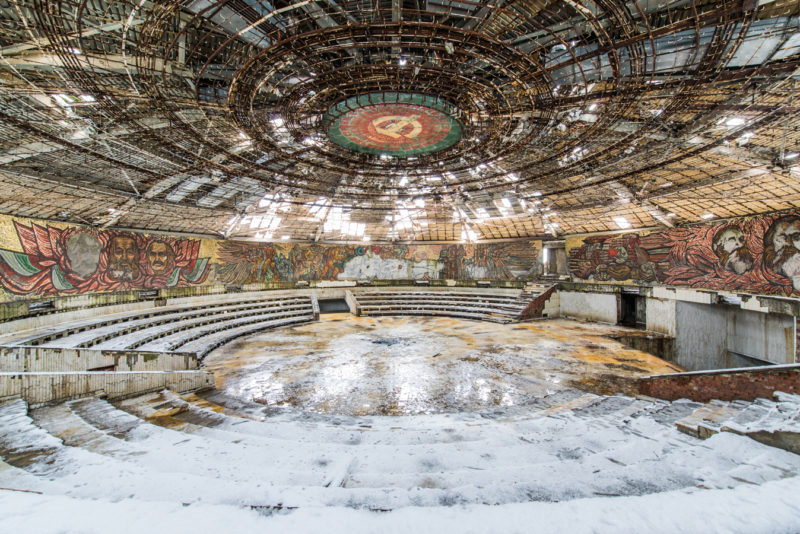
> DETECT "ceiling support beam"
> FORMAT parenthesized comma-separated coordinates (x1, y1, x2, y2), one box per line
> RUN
(0, 19, 144, 56)
(0, 53, 194, 76)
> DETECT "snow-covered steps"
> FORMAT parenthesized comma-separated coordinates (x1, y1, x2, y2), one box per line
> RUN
(29, 396, 342, 489)
(3, 390, 800, 525)
(631, 397, 704, 425)
(720, 392, 800, 455)
(675, 392, 800, 454)
(31, 402, 135, 456)
(0, 400, 63, 471)
(114, 389, 795, 496)
(675, 400, 744, 439)
(115, 390, 541, 447)
(0, 401, 334, 505)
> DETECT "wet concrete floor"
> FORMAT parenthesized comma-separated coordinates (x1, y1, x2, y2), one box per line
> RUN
(203, 315, 681, 417)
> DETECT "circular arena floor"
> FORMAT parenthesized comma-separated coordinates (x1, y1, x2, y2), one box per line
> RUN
(203, 314, 680, 416)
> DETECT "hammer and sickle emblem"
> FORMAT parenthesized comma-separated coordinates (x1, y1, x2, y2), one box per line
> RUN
(372, 114, 423, 139)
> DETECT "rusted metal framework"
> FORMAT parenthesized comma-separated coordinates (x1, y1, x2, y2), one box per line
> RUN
(1, 0, 800, 241)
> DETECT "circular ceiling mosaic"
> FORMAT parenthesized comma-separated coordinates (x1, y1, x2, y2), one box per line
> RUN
(324, 94, 463, 157)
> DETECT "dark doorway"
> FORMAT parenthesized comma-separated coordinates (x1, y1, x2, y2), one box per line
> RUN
(319, 298, 350, 314)
(619, 294, 646, 329)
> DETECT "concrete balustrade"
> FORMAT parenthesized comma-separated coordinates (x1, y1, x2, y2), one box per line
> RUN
(0, 370, 213, 405)
(0, 346, 198, 373)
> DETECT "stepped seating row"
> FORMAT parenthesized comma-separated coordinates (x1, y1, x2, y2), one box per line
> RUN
(1, 294, 316, 360)
(359, 307, 515, 323)
(1, 389, 799, 515)
(674, 391, 800, 453)
(175, 315, 314, 359)
(4, 295, 312, 348)
(90, 302, 313, 351)
(352, 290, 529, 323)
(355, 290, 524, 302)
(84, 299, 310, 350)
(357, 296, 526, 313)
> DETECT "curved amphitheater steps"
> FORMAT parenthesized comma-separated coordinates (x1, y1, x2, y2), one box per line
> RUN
(35, 299, 310, 349)
(2, 391, 800, 517)
(351, 290, 533, 323)
(674, 392, 800, 453)
(4, 296, 295, 345)
(0, 289, 551, 363)
(1, 294, 316, 359)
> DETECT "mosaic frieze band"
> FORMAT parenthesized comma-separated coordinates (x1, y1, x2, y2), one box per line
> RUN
(567, 210, 800, 296)
(2, 209, 799, 300)
(0, 215, 541, 299)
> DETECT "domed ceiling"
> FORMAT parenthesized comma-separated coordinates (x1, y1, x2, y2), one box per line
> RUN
(1, 0, 800, 242)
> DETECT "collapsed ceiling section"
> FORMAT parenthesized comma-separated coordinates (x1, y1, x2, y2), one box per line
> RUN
(1, 0, 800, 242)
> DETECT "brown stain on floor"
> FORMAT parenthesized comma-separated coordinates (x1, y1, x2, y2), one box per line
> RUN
(145, 409, 190, 429)
(180, 393, 225, 414)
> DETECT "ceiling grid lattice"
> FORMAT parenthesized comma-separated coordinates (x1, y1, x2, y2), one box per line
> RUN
(1, 0, 800, 242)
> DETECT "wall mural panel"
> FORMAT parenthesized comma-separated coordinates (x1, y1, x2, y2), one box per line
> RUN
(213, 240, 542, 284)
(0, 218, 210, 296)
(567, 210, 800, 296)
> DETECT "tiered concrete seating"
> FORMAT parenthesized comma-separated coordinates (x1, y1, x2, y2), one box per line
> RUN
(175, 315, 313, 359)
(353, 290, 529, 323)
(675, 391, 800, 454)
(1, 295, 316, 359)
(3, 388, 800, 517)
(92, 301, 313, 352)
(5, 296, 312, 349)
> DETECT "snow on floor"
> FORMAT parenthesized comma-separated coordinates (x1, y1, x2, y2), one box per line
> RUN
(1, 390, 800, 533)
(2, 477, 799, 534)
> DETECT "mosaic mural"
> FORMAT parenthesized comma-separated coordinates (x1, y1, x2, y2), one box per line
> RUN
(567, 210, 800, 296)
(0, 219, 210, 296)
(5, 209, 800, 300)
(214, 240, 542, 284)
(0, 215, 542, 299)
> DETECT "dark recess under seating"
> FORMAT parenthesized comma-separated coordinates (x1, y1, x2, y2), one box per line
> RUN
(318, 299, 350, 314)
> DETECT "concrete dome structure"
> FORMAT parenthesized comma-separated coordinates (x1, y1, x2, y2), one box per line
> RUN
(1, 1, 800, 532)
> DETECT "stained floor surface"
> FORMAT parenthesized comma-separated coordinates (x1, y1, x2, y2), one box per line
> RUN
(203, 315, 681, 416)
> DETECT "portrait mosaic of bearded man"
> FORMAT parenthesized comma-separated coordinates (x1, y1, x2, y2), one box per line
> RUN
(712, 225, 754, 275)
(0, 220, 210, 296)
(764, 215, 800, 291)
(106, 235, 140, 281)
